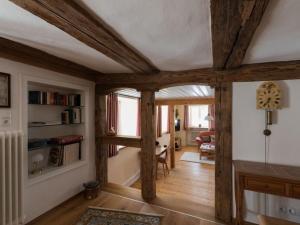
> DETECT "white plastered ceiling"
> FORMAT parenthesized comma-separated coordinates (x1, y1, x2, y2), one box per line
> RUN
(77, 0, 213, 71)
(0, 0, 130, 73)
(244, 0, 300, 64)
(0, 0, 300, 73)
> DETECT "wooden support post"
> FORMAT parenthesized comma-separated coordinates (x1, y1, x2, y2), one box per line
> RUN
(215, 82, 233, 223)
(95, 94, 108, 188)
(140, 90, 156, 201)
(169, 105, 175, 168)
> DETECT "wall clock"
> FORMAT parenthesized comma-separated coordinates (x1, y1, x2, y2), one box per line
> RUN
(256, 81, 282, 136)
(256, 81, 281, 110)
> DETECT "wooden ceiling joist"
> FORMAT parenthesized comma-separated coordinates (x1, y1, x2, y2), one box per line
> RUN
(211, 0, 269, 69)
(95, 60, 300, 92)
(96, 68, 217, 92)
(10, 0, 159, 73)
(0, 37, 100, 81)
(155, 97, 215, 106)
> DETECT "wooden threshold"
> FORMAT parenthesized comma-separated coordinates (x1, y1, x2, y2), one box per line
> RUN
(103, 182, 219, 223)
(99, 135, 141, 148)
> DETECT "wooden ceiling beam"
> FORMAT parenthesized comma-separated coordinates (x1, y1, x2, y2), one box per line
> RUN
(155, 97, 215, 106)
(0, 37, 100, 81)
(211, 0, 269, 69)
(95, 60, 300, 92)
(96, 68, 217, 92)
(10, 0, 159, 73)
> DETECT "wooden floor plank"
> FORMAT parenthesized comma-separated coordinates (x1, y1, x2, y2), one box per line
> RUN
(27, 192, 221, 225)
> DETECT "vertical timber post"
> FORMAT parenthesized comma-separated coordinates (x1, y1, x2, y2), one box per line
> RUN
(215, 82, 233, 224)
(169, 105, 175, 168)
(95, 94, 108, 188)
(141, 90, 156, 201)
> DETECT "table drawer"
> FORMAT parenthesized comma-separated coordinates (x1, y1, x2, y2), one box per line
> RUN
(292, 185, 300, 198)
(245, 177, 286, 195)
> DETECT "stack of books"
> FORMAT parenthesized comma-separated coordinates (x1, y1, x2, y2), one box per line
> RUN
(29, 91, 81, 106)
(48, 135, 83, 167)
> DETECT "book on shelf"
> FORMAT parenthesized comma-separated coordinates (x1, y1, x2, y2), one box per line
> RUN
(48, 135, 83, 167)
(28, 91, 81, 106)
(62, 108, 81, 124)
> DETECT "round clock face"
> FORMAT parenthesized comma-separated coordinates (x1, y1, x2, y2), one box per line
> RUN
(256, 81, 281, 110)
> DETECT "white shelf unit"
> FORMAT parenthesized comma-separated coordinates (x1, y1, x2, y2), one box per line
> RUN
(23, 78, 89, 185)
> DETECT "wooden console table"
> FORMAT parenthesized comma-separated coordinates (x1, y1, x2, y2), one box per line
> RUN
(234, 160, 300, 225)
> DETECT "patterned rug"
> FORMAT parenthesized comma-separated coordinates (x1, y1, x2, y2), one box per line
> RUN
(77, 207, 163, 225)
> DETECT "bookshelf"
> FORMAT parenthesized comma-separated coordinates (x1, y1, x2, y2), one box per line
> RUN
(27, 81, 87, 182)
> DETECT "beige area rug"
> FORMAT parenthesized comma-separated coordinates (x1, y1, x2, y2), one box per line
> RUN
(77, 207, 163, 225)
(180, 152, 215, 165)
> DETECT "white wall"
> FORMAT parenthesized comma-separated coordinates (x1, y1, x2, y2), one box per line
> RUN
(108, 147, 141, 186)
(0, 58, 95, 223)
(233, 80, 300, 223)
(108, 133, 170, 186)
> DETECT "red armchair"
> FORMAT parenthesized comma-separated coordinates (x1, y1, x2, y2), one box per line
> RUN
(195, 131, 215, 149)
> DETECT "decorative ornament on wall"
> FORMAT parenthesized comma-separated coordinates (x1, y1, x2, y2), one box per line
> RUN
(256, 81, 282, 136)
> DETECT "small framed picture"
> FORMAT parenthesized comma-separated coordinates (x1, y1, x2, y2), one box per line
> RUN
(0, 72, 11, 108)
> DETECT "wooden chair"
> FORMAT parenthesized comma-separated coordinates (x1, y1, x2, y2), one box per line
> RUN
(156, 146, 169, 178)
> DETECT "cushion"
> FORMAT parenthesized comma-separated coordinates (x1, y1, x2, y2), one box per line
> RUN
(201, 136, 211, 142)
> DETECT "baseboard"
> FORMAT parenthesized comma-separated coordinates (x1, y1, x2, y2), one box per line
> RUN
(122, 170, 140, 187)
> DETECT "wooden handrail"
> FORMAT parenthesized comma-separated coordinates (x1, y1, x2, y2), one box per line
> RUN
(98, 135, 141, 148)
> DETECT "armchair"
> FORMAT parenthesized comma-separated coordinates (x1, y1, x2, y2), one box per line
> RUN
(195, 131, 215, 150)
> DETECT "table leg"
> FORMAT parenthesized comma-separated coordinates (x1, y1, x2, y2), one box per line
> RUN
(235, 172, 244, 225)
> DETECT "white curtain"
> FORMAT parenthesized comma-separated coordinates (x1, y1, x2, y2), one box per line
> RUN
(188, 105, 209, 128)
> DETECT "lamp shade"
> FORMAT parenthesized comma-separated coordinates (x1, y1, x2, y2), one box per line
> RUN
(204, 114, 214, 121)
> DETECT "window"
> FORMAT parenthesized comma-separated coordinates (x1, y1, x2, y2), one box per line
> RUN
(161, 105, 169, 133)
(188, 105, 209, 128)
(117, 96, 139, 136)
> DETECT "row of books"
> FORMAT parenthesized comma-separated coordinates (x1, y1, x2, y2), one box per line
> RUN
(29, 91, 81, 106)
(49, 143, 80, 167)
(48, 135, 83, 167)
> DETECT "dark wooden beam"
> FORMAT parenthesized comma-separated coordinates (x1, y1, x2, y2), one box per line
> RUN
(140, 91, 156, 201)
(95, 60, 300, 92)
(99, 135, 141, 148)
(155, 97, 215, 106)
(10, 0, 159, 73)
(0, 37, 99, 81)
(215, 82, 232, 223)
(95, 94, 108, 187)
(169, 105, 175, 169)
(222, 60, 300, 82)
(96, 68, 217, 92)
(211, 0, 269, 69)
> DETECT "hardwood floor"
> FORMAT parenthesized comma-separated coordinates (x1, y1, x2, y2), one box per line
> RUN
(27, 191, 221, 225)
(27, 146, 218, 225)
(132, 146, 215, 207)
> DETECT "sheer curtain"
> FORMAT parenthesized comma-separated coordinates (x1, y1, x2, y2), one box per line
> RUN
(161, 105, 169, 134)
(188, 105, 209, 128)
(117, 96, 139, 136)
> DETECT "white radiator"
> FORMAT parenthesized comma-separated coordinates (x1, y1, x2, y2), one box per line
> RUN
(0, 131, 24, 225)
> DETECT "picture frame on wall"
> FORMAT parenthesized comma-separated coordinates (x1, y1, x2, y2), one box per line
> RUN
(0, 72, 11, 108)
